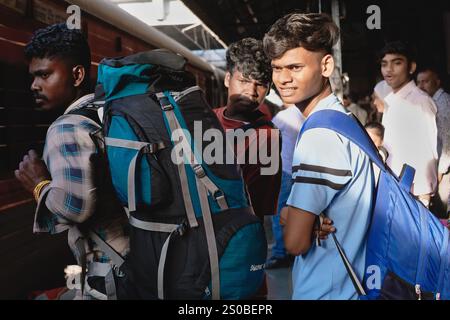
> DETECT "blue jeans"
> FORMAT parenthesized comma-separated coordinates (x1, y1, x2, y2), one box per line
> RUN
(270, 171, 293, 259)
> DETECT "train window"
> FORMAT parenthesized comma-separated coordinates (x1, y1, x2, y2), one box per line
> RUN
(33, 0, 68, 26)
(0, 0, 27, 15)
(0, 63, 51, 180)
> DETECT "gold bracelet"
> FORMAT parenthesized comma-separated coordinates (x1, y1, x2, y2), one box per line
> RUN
(33, 180, 51, 202)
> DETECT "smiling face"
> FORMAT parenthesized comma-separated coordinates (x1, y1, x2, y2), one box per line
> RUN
(29, 57, 84, 111)
(381, 53, 415, 93)
(271, 47, 333, 106)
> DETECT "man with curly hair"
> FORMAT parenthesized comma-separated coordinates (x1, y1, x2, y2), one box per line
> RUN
(15, 23, 128, 300)
(214, 37, 281, 221)
(213, 37, 281, 300)
(264, 13, 374, 300)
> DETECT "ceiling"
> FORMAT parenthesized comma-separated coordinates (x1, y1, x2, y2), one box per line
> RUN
(181, 0, 450, 94)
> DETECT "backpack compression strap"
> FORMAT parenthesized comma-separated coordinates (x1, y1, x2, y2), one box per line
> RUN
(156, 91, 222, 300)
(67, 104, 126, 300)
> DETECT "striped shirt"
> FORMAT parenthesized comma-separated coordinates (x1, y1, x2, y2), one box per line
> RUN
(287, 94, 374, 300)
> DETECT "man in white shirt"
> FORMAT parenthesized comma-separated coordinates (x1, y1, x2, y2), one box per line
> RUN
(417, 68, 450, 216)
(380, 41, 438, 207)
(266, 104, 304, 269)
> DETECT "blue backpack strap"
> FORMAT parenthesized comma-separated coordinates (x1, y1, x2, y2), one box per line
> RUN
(299, 109, 386, 172)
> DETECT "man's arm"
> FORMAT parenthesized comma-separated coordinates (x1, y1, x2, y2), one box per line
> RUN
(16, 115, 100, 232)
(41, 116, 99, 224)
(284, 206, 316, 255)
(280, 206, 335, 255)
(283, 128, 351, 255)
(243, 126, 282, 218)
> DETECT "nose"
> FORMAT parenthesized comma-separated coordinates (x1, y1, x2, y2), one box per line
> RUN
(277, 68, 293, 84)
(385, 63, 394, 74)
(249, 82, 258, 97)
(242, 81, 258, 99)
(31, 78, 40, 92)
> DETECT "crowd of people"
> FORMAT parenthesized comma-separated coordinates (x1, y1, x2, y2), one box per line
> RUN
(13, 10, 450, 300)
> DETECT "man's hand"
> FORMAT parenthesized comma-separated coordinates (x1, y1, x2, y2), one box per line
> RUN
(14, 150, 50, 194)
(280, 207, 335, 239)
(314, 217, 336, 240)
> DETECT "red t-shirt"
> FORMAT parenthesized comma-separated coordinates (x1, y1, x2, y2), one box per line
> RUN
(213, 107, 281, 220)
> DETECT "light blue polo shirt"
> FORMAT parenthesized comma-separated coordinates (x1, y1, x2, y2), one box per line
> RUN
(287, 94, 374, 300)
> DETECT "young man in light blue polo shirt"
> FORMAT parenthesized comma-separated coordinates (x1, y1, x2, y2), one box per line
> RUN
(263, 13, 374, 300)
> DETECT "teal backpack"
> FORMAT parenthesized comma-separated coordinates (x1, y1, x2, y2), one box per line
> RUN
(96, 49, 267, 299)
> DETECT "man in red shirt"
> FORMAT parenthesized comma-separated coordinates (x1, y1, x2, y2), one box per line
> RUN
(214, 37, 281, 300)
(214, 37, 281, 221)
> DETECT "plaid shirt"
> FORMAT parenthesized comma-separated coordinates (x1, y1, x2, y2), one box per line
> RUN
(433, 88, 450, 174)
(34, 94, 129, 262)
(34, 94, 98, 232)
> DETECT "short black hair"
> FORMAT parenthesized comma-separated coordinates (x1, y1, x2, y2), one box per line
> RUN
(365, 122, 385, 139)
(379, 41, 416, 65)
(226, 37, 272, 85)
(263, 13, 339, 59)
(25, 23, 91, 83)
(417, 66, 441, 79)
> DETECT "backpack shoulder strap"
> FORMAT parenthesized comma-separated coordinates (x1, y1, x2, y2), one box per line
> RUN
(68, 105, 102, 126)
(299, 109, 386, 172)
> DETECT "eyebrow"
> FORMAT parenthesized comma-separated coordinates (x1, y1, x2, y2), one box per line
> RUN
(30, 69, 51, 76)
(381, 57, 405, 64)
(271, 63, 304, 68)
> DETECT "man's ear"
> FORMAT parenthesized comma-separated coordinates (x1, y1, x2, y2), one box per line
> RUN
(72, 65, 86, 88)
(321, 54, 335, 78)
(224, 71, 231, 88)
(409, 61, 417, 75)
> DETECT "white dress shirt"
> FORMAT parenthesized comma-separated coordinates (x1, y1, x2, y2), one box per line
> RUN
(382, 80, 438, 195)
(272, 106, 305, 174)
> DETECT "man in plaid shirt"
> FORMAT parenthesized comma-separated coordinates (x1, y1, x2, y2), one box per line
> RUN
(15, 24, 128, 299)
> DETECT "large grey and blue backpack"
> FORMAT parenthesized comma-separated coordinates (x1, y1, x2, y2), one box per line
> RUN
(96, 49, 267, 299)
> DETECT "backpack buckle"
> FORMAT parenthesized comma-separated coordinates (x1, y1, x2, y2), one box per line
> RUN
(193, 164, 206, 178)
(156, 93, 173, 111)
(161, 104, 173, 111)
(213, 190, 224, 201)
(144, 142, 166, 154)
(176, 222, 188, 236)
(113, 265, 125, 278)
